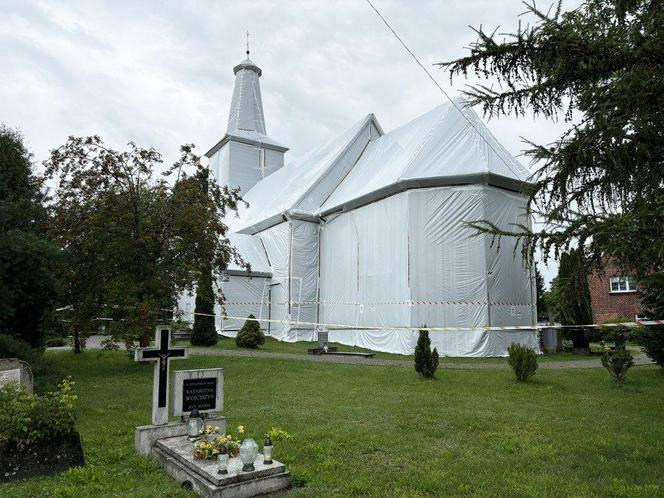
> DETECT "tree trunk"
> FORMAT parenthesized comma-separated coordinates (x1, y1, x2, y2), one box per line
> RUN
(571, 327, 590, 355)
(73, 326, 82, 354)
(139, 334, 150, 347)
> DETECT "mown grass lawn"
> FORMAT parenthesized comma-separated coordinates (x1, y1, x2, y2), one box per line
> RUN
(2, 352, 663, 497)
(178, 336, 592, 364)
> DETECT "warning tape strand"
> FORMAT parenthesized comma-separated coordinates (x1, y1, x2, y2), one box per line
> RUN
(213, 300, 534, 307)
(186, 312, 663, 333)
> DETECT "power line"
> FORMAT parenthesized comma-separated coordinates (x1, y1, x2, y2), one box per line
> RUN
(363, 0, 525, 181)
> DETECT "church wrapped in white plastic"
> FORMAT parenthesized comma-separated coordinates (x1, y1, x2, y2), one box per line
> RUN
(178, 54, 539, 357)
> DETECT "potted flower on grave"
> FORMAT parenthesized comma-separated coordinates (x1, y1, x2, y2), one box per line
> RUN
(0, 377, 84, 483)
(192, 426, 241, 462)
(263, 427, 292, 465)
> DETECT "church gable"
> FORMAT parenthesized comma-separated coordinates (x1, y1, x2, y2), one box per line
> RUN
(228, 114, 382, 234)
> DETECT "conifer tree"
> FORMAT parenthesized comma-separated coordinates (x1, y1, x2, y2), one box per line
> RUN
(414, 329, 439, 379)
(442, 0, 664, 321)
(191, 263, 217, 346)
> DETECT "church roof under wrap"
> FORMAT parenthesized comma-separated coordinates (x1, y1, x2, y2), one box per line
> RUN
(227, 113, 382, 233)
(319, 100, 531, 215)
(226, 99, 531, 234)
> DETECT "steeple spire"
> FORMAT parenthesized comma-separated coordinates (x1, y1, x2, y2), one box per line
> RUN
(227, 46, 266, 135)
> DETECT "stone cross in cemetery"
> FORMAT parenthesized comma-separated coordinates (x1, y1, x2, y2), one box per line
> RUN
(135, 326, 188, 425)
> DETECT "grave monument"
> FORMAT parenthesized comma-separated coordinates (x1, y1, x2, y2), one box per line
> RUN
(134, 325, 291, 497)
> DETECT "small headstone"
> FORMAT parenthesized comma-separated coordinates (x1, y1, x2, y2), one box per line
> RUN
(0, 358, 33, 394)
(173, 368, 224, 417)
(317, 329, 329, 350)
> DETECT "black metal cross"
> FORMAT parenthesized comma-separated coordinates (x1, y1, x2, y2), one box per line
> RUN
(135, 326, 188, 425)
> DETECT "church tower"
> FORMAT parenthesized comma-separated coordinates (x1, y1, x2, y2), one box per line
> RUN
(205, 51, 288, 193)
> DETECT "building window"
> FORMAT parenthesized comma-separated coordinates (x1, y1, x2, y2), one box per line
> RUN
(609, 276, 637, 293)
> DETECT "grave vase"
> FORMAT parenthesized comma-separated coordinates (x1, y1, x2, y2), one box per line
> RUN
(239, 438, 258, 472)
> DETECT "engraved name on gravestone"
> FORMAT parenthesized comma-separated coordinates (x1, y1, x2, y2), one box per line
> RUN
(0, 358, 33, 394)
(173, 368, 223, 417)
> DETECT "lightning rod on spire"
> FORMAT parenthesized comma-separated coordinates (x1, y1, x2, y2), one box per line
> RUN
(246, 31, 250, 56)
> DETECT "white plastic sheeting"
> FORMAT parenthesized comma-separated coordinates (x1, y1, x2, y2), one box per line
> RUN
(320, 101, 529, 214)
(257, 223, 291, 339)
(217, 275, 270, 334)
(228, 58, 267, 136)
(228, 114, 379, 233)
(180, 98, 540, 356)
(227, 233, 271, 273)
(176, 233, 272, 332)
(319, 186, 538, 356)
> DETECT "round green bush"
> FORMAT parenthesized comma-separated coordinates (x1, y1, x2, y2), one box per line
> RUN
(235, 315, 265, 349)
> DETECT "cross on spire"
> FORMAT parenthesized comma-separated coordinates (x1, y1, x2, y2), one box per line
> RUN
(246, 30, 250, 56)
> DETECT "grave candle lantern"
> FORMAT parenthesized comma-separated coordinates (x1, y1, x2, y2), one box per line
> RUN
(217, 446, 229, 475)
(263, 436, 273, 464)
(187, 407, 203, 438)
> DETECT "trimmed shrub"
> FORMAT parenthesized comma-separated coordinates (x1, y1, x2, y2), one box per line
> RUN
(634, 325, 664, 368)
(414, 329, 439, 379)
(235, 315, 265, 349)
(601, 345, 634, 384)
(507, 343, 538, 382)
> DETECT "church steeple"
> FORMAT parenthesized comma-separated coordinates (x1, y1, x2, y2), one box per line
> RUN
(205, 47, 288, 194)
(227, 54, 266, 135)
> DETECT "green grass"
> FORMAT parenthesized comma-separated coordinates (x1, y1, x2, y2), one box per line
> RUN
(2, 352, 664, 497)
(178, 336, 601, 364)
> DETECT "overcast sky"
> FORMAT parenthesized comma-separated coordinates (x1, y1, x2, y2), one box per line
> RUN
(1, 0, 577, 284)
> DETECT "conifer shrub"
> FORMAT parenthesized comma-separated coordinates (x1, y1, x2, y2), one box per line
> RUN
(414, 329, 439, 379)
(191, 267, 217, 347)
(235, 315, 265, 349)
(634, 326, 664, 368)
(601, 345, 634, 384)
(507, 343, 538, 382)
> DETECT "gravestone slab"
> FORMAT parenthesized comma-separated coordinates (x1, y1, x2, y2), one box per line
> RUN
(0, 358, 33, 394)
(153, 435, 291, 498)
(173, 368, 223, 417)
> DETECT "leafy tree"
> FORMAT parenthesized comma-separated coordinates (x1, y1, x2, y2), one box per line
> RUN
(235, 314, 264, 349)
(45, 137, 246, 349)
(414, 329, 439, 379)
(0, 125, 59, 352)
(441, 1, 664, 321)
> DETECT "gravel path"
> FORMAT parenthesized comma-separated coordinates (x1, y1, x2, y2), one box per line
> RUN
(49, 335, 654, 370)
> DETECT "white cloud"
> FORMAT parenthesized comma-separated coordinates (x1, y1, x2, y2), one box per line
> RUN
(1, 0, 579, 282)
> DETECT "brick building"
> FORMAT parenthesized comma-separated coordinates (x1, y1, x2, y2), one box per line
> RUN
(587, 260, 642, 324)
